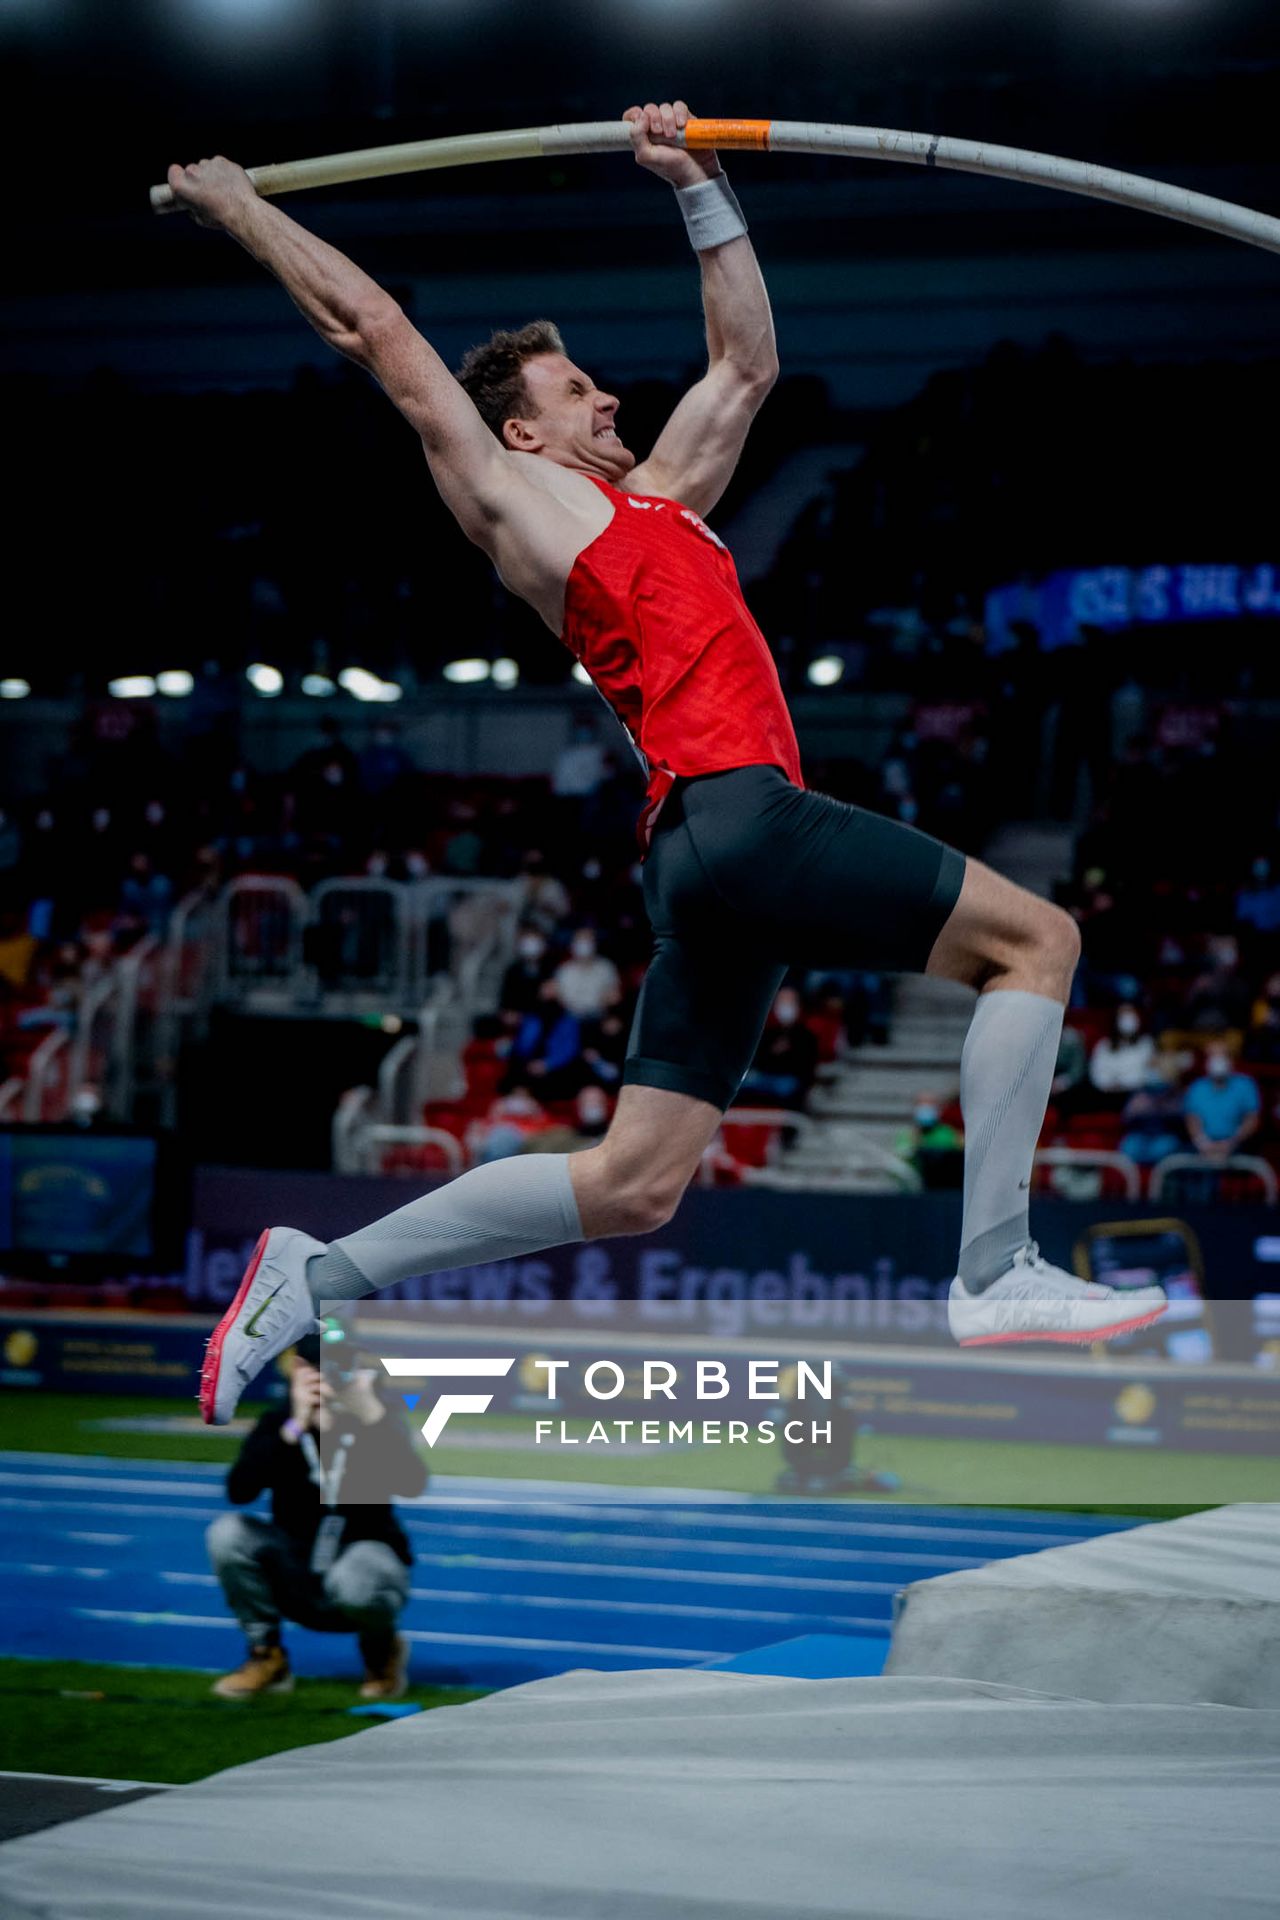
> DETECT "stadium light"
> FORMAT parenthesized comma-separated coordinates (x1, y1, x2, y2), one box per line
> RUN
(156, 669, 194, 697)
(338, 666, 384, 701)
(301, 673, 336, 697)
(371, 678, 404, 703)
(443, 658, 491, 685)
(0, 679, 30, 700)
(108, 676, 157, 699)
(571, 662, 592, 687)
(246, 662, 284, 696)
(491, 657, 520, 689)
(806, 655, 845, 688)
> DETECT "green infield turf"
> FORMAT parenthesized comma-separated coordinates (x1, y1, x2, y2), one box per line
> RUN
(0, 1658, 485, 1784)
(3, 1389, 1272, 1510)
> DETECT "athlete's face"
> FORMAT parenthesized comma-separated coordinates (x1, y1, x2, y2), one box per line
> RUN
(507, 353, 634, 480)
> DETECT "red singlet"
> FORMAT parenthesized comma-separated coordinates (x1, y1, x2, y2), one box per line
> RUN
(560, 475, 804, 852)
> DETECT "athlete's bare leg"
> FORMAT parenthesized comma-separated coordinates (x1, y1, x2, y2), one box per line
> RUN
(924, 857, 1080, 1002)
(567, 1083, 724, 1239)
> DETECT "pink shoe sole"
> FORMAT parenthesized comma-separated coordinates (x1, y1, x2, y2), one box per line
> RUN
(199, 1228, 270, 1424)
(958, 1306, 1167, 1349)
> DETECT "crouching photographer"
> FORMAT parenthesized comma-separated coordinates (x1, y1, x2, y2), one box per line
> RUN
(206, 1329, 427, 1701)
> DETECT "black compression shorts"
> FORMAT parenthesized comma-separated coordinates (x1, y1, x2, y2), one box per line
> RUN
(622, 763, 967, 1112)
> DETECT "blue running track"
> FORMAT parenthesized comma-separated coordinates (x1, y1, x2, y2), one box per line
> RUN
(0, 1454, 1135, 1687)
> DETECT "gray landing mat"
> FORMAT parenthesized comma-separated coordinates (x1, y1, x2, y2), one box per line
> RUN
(887, 1501, 1280, 1706)
(1, 1668, 1278, 1920)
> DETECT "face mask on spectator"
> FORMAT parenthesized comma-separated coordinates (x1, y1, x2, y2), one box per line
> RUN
(1206, 1053, 1231, 1081)
(914, 1104, 939, 1128)
(571, 935, 596, 962)
(1116, 1009, 1141, 1038)
(1208, 939, 1238, 971)
(774, 996, 800, 1026)
(405, 851, 429, 878)
(518, 936, 544, 962)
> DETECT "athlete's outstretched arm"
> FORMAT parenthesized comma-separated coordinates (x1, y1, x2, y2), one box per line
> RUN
(623, 102, 779, 518)
(164, 157, 519, 544)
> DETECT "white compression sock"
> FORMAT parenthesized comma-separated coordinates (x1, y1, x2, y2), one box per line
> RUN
(956, 987, 1064, 1294)
(306, 1153, 585, 1302)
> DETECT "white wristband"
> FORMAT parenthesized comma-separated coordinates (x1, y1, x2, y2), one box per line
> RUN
(674, 172, 747, 252)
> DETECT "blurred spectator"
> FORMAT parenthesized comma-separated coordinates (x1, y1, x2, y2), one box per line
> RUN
(293, 718, 359, 794)
(117, 852, 174, 941)
(0, 808, 21, 886)
(895, 1093, 964, 1189)
(580, 1001, 630, 1091)
(0, 908, 36, 994)
(523, 1083, 615, 1154)
(1237, 857, 1280, 938)
(441, 801, 485, 878)
(358, 723, 413, 803)
(500, 999, 587, 1100)
(498, 928, 553, 1026)
(1184, 1050, 1261, 1164)
(570, 1083, 612, 1142)
(805, 968, 892, 1050)
(1120, 1065, 1187, 1168)
(552, 929, 621, 1022)
(552, 717, 607, 812)
(1087, 1003, 1156, 1107)
(513, 849, 571, 936)
(739, 987, 819, 1110)
(1052, 1023, 1089, 1111)
(1181, 936, 1252, 1040)
(1244, 972, 1280, 1067)
(468, 1086, 555, 1163)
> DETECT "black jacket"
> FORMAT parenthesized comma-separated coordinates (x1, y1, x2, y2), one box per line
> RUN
(226, 1403, 428, 1566)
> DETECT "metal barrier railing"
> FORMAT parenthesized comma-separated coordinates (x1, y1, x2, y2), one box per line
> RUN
(21, 1027, 71, 1122)
(1034, 1146, 1142, 1201)
(310, 877, 413, 1003)
(1149, 1152, 1278, 1205)
(376, 1034, 420, 1128)
(412, 878, 522, 1015)
(156, 887, 219, 1127)
(332, 1085, 376, 1174)
(700, 1107, 922, 1193)
(356, 1124, 466, 1177)
(218, 876, 309, 997)
(199, 874, 521, 1018)
(0, 1078, 24, 1120)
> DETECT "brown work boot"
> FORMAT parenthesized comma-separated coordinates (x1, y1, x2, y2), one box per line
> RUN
(211, 1642, 294, 1699)
(358, 1631, 410, 1702)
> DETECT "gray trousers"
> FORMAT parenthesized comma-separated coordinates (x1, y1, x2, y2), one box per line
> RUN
(206, 1511, 410, 1647)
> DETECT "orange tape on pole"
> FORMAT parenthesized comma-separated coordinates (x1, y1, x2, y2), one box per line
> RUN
(684, 119, 772, 151)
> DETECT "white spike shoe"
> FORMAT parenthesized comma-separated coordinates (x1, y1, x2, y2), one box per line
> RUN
(948, 1243, 1167, 1348)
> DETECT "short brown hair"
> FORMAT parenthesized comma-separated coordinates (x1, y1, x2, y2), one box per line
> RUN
(456, 320, 566, 441)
